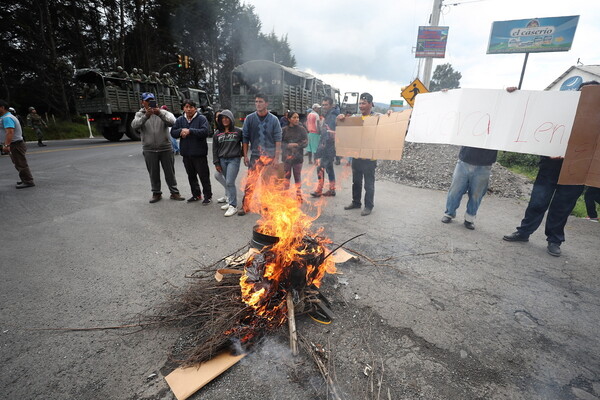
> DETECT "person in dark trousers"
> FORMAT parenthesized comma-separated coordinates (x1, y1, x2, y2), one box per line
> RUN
(26, 106, 47, 147)
(338, 92, 380, 216)
(281, 111, 308, 201)
(1, 100, 35, 188)
(238, 93, 282, 216)
(131, 92, 184, 203)
(212, 109, 243, 217)
(171, 99, 212, 204)
(503, 81, 598, 257)
(584, 186, 600, 221)
(311, 96, 339, 198)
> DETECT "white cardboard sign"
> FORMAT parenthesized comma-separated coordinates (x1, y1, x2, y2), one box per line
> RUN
(406, 89, 581, 157)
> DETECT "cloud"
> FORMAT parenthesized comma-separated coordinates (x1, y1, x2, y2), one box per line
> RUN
(245, 0, 600, 102)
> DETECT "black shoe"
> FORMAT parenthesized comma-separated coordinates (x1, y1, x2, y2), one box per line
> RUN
(547, 242, 561, 257)
(322, 190, 336, 197)
(361, 208, 372, 216)
(237, 209, 246, 216)
(187, 196, 200, 202)
(310, 191, 322, 198)
(464, 221, 475, 230)
(202, 198, 212, 205)
(503, 231, 529, 242)
(441, 216, 452, 224)
(38, 142, 47, 147)
(15, 182, 35, 189)
(344, 203, 361, 210)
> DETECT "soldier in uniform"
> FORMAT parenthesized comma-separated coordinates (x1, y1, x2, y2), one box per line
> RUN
(130, 68, 142, 81)
(113, 66, 129, 79)
(26, 107, 47, 147)
(138, 69, 148, 82)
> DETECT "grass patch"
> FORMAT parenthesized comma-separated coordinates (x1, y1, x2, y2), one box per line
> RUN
(23, 116, 97, 141)
(497, 151, 588, 218)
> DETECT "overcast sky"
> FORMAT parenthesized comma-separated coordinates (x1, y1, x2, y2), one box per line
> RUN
(243, 0, 599, 104)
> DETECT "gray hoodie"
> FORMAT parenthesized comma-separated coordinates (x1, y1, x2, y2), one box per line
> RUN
(131, 108, 176, 152)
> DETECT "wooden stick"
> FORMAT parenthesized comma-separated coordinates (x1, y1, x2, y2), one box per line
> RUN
(286, 291, 298, 356)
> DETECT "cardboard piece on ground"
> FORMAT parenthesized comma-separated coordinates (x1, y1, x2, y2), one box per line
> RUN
(335, 110, 411, 161)
(214, 268, 243, 282)
(165, 352, 246, 400)
(330, 248, 357, 263)
(558, 85, 600, 188)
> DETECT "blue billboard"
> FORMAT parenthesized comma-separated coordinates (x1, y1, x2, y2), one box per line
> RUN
(487, 15, 579, 54)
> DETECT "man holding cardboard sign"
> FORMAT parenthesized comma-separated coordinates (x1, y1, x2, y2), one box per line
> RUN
(338, 92, 381, 216)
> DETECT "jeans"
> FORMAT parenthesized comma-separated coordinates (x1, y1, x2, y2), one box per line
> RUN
(182, 155, 212, 199)
(170, 136, 179, 153)
(316, 158, 335, 192)
(351, 158, 376, 210)
(219, 157, 241, 208)
(516, 164, 584, 244)
(9, 141, 34, 184)
(444, 160, 491, 222)
(143, 149, 179, 195)
(284, 162, 303, 192)
(241, 155, 274, 212)
(584, 186, 600, 218)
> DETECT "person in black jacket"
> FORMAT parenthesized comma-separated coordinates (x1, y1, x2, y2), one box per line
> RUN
(171, 99, 212, 204)
(212, 109, 243, 217)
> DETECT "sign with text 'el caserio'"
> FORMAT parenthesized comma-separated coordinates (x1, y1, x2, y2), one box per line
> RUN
(415, 26, 449, 58)
(487, 15, 579, 54)
(406, 89, 580, 157)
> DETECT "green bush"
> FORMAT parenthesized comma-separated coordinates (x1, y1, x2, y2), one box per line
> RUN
(23, 116, 97, 141)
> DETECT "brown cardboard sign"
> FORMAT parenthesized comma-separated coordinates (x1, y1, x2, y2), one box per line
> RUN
(335, 110, 411, 161)
(165, 352, 246, 400)
(558, 85, 600, 188)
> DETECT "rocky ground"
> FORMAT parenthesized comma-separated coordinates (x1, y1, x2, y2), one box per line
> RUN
(376, 143, 533, 200)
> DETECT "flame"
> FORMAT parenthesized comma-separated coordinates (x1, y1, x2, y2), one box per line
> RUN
(235, 156, 337, 342)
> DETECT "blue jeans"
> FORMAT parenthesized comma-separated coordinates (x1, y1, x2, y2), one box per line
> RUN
(316, 158, 335, 193)
(444, 160, 491, 222)
(219, 157, 241, 208)
(352, 158, 377, 210)
(517, 165, 584, 244)
(170, 136, 179, 153)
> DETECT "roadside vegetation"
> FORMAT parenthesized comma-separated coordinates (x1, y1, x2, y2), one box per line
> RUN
(23, 116, 97, 141)
(497, 151, 588, 218)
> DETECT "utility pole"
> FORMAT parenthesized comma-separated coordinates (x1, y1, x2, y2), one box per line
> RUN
(423, 0, 443, 89)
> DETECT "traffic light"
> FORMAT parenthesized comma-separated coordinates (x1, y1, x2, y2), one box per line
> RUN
(184, 55, 190, 69)
(177, 54, 183, 68)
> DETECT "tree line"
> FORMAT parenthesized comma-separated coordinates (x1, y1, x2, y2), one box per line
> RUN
(0, 0, 296, 119)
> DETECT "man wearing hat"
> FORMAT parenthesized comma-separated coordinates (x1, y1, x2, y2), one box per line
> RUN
(305, 103, 321, 164)
(26, 106, 47, 147)
(338, 92, 380, 216)
(0, 99, 35, 188)
(131, 92, 184, 203)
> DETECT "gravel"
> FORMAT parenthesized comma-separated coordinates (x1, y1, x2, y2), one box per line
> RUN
(376, 143, 533, 199)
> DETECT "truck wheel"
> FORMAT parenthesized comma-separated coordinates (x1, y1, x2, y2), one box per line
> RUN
(102, 127, 123, 142)
(125, 115, 141, 141)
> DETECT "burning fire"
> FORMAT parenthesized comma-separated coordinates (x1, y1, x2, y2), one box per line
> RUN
(234, 157, 336, 342)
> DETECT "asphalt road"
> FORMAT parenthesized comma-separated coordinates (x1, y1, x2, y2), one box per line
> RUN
(1, 138, 599, 400)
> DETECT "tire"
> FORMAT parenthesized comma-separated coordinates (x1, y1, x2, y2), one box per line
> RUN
(124, 115, 141, 141)
(102, 127, 123, 142)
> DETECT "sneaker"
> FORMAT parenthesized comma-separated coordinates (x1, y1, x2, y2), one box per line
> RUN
(361, 208, 372, 216)
(310, 191, 322, 198)
(202, 198, 212, 205)
(503, 231, 529, 242)
(344, 203, 361, 210)
(547, 242, 561, 257)
(15, 182, 35, 189)
(464, 221, 475, 230)
(585, 216, 599, 222)
(220, 203, 229, 210)
(187, 196, 200, 202)
(441, 216, 452, 224)
(322, 190, 336, 197)
(217, 196, 228, 203)
(170, 193, 185, 201)
(149, 194, 162, 203)
(224, 205, 238, 217)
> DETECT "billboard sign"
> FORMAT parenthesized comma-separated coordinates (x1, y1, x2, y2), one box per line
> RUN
(415, 26, 449, 58)
(487, 15, 579, 54)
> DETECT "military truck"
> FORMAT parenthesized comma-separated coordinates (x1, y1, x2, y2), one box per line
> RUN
(74, 69, 213, 141)
(231, 60, 340, 121)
